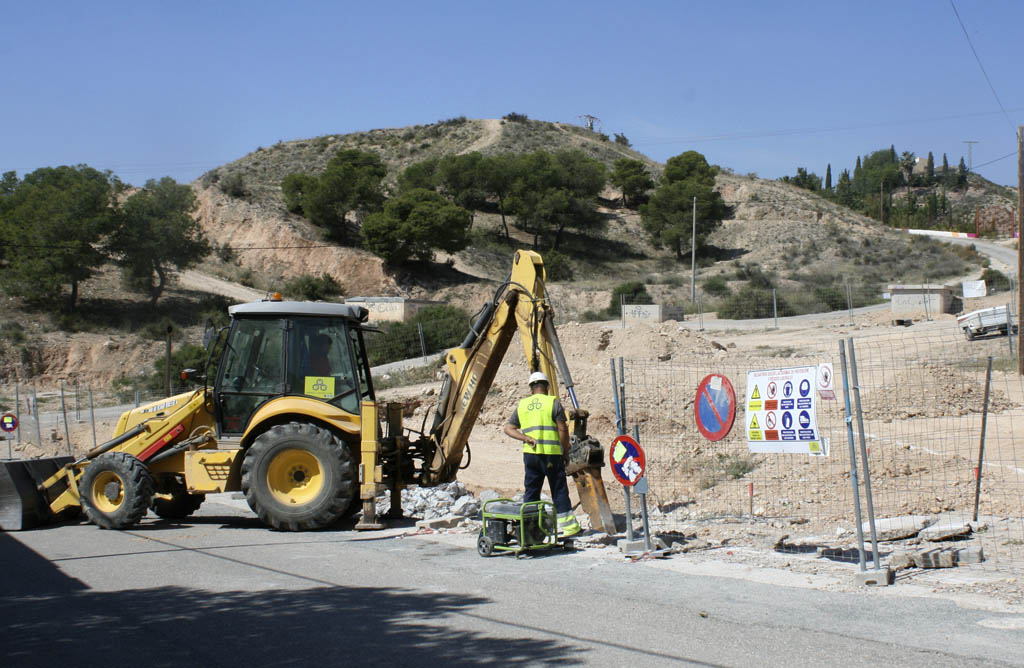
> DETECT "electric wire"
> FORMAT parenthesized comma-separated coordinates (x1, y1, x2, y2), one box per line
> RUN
(949, 0, 1015, 131)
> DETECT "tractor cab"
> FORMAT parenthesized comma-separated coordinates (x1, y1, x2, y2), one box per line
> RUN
(214, 300, 375, 436)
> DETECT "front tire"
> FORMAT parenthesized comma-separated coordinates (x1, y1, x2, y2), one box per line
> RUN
(80, 452, 154, 530)
(241, 422, 357, 531)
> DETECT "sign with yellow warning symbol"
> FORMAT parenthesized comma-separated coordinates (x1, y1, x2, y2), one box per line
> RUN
(745, 366, 824, 455)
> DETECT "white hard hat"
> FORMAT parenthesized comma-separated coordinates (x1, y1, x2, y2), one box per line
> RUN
(528, 371, 550, 386)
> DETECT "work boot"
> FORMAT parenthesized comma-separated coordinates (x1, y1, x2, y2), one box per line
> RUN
(557, 511, 581, 537)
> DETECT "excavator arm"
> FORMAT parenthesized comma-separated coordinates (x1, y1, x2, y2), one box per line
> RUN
(420, 250, 616, 532)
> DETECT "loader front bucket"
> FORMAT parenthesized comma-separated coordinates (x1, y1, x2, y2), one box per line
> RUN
(0, 457, 72, 531)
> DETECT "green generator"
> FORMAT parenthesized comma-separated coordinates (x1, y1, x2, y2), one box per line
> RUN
(477, 498, 574, 557)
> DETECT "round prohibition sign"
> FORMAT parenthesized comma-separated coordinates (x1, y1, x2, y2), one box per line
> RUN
(0, 413, 16, 433)
(609, 434, 646, 486)
(694, 373, 737, 441)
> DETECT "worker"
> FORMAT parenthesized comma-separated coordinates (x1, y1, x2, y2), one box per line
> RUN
(310, 334, 332, 375)
(503, 371, 582, 537)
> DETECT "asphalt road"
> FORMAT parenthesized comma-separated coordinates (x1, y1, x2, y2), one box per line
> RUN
(3, 497, 1023, 667)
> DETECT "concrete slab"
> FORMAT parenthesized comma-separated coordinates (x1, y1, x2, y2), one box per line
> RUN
(920, 522, 972, 542)
(862, 515, 934, 541)
(853, 568, 894, 586)
(415, 515, 461, 530)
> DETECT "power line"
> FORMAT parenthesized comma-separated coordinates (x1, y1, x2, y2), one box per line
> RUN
(970, 151, 1017, 170)
(629, 107, 1024, 148)
(949, 0, 1015, 130)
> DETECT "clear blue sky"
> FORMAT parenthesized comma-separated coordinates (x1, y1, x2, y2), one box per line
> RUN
(4, 1, 1022, 187)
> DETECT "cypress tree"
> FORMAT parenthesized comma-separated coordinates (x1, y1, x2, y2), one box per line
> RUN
(926, 152, 935, 183)
(825, 163, 832, 190)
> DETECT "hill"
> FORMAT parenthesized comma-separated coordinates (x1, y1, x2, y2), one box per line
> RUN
(189, 117, 993, 315)
(0, 117, 1008, 391)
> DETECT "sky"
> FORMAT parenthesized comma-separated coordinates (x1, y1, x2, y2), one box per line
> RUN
(3, 1, 1023, 187)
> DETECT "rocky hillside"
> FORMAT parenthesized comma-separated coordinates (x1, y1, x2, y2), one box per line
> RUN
(190, 117, 998, 315)
(0, 117, 1009, 389)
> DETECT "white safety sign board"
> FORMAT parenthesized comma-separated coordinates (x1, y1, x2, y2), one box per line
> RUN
(745, 366, 824, 455)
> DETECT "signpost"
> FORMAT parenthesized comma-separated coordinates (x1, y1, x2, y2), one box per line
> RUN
(694, 373, 736, 441)
(1, 413, 17, 459)
(609, 434, 645, 486)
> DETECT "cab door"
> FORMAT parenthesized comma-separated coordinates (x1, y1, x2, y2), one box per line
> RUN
(214, 317, 286, 435)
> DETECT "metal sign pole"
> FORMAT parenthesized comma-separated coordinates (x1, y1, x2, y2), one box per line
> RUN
(839, 340, 867, 572)
(610, 359, 633, 543)
(634, 426, 652, 553)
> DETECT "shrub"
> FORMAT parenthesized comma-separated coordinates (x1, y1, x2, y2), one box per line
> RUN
(733, 262, 775, 289)
(717, 286, 794, 319)
(0, 322, 25, 344)
(981, 267, 1011, 293)
(543, 251, 574, 281)
(283, 273, 344, 301)
(503, 112, 529, 123)
(608, 281, 653, 315)
(219, 172, 248, 198)
(702, 275, 731, 297)
(366, 304, 471, 366)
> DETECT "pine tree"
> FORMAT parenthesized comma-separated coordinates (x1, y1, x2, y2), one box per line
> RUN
(825, 163, 832, 190)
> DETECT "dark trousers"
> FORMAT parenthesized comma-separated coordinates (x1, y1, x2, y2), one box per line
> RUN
(523, 453, 571, 514)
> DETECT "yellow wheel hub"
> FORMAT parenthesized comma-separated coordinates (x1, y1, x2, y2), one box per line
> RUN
(90, 471, 125, 513)
(266, 448, 324, 506)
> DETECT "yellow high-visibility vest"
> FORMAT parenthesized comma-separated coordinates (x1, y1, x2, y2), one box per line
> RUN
(517, 394, 562, 455)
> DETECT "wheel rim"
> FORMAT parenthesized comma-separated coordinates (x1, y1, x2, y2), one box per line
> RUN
(90, 471, 124, 513)
(266, 448, 324, 506)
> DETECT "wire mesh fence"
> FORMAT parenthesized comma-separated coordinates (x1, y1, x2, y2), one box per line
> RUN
(616, 326, 1024, 573)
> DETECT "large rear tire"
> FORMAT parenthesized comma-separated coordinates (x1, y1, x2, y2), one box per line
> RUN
(80, 452, 154, 530)
(241, 422, 356, 531)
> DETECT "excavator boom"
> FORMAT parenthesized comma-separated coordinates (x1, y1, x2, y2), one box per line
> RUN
(422, 250, 616, 532)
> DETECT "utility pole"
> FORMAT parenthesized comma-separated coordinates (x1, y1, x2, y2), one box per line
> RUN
(879, 179, 884, 223)
(691, 197, 697, 303)
(1017, 126, 1022, 375)
(964, 140, 979, 171)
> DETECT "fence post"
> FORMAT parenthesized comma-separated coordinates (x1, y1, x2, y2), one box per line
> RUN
(74, 381, 80, 422)
(14, 381, 20, 446)
(973, 356, 994, 522)
(697, 293, 704, 331)
(848, 338, 881, 571)
(32, 386, 41, 447)
(846, 280, 854, 324)
(772, 289, 778, 330)
(839, 340, 867, 572)
(89, 386, 97, 450)
(417, 322, 427, 360)
(610, 358, 633, 543)
(1007, 302, 1014, 357)
(59, 381, 71, 456)
(135, 390, 140, 407)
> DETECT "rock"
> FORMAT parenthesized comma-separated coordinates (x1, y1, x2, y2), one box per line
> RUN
(479, 489, 501, 503)
(954, 546, 984, 564)
(451, 496, 479, 517)
(920, 522, 972, 542)
(916, 548, 956, 569)
(862, 515, 933, 541)
(888, 550, 915, 570)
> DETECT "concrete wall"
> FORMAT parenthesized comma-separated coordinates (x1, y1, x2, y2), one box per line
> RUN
(887, 284, 953, 315)
(622, 304, 662, 325)
(345, 297, 443, 323)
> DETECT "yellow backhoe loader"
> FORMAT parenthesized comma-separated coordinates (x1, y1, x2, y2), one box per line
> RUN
(0, 250, 615, 533)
